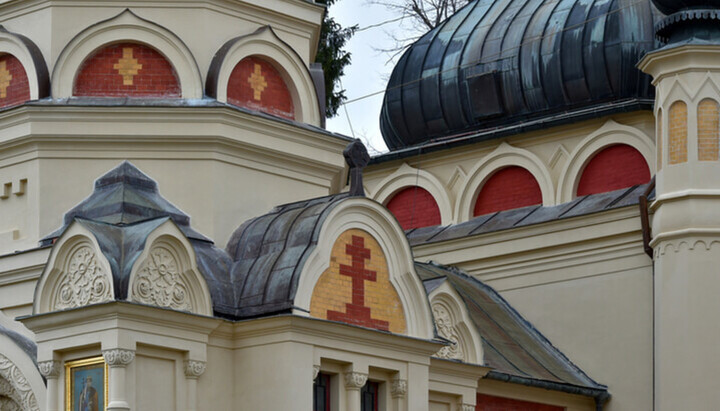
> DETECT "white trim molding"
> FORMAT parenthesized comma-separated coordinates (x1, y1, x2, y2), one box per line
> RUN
(293, 197, 436, 340)
(557, 119, 655, 203)
(51, 9, 203, 99)
(456, 142, 554, 222)
(206, 26, 321, 126)
(0, 26, 49, 100)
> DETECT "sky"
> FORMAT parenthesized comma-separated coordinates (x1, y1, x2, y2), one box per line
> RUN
(325, 1, 403, 154)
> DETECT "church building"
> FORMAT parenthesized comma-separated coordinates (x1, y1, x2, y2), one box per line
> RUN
(0, 0, 718, 410)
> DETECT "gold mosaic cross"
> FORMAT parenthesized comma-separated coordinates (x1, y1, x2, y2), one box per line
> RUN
(113, 48, 142, 86)
(248, 63, 267, 101)
(0, 61, 13, 99)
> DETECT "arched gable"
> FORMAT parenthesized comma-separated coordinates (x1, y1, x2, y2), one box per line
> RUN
(428, 281, 484, 365)
(127, 220, 213, 316)
(294, 198, 435, 340)
(52, 9, 203, 99)
(73, 42, 181, 98)
(557, 119, 655, 202)
(33, 222, 114, 315)
(206, 26, 321, 126)
(371, 163, 453, 225)
(0, 26, 49, 103)
(456, 143, 554, 222)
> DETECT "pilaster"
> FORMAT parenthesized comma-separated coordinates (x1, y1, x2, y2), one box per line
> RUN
(38, 360, 61, 411)
(184, 360, 206, 411)
(343, 371, 368, 411)
(102, 349, 135, 411)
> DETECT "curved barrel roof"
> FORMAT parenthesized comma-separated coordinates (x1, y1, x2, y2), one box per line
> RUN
(380, 0, 661, 150)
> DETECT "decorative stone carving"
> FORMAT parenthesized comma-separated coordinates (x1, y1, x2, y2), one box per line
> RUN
(37, 361, 61, 378)
(54, 246, 112, 310)
(0, 396, 21, 411)
(390, 378, 407, 398)
(184, 361, 206, 379)
(0, 354, 40, 411)
(432, 303, 464, 361)
(132, 247, 192, 311)
(344, 371, 368, 390)
(102, 349, 135, 367)
(313, 365, 320, 380)
(458, 402, 475, 411)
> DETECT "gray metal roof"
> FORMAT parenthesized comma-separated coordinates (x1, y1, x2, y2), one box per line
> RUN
(223, 193, 350, 318)
(380, 0, 661, 150)
(408, 184, 649, 246)
(0, 325, 36, 364)
(416, 261, 607, 392)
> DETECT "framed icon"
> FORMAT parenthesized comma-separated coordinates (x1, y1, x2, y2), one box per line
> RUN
(65, 356, 108, 411)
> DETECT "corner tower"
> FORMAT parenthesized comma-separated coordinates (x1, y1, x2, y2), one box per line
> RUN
(639, 2, 720, 408)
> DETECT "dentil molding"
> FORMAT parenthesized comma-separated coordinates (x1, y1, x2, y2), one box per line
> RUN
(102, 349, 135, 367)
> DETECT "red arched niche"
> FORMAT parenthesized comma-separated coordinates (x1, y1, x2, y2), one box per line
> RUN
(227, 56, 294, 120)
(386, 186, 441, 230)
(576, 144, 651, 196)
(0, 53, 30, 108)
(74, 42, 181, 98)
(476, 394, 563, 411)
(474, 166, 542, 216)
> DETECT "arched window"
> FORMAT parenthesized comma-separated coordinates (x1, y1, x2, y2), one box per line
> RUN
(668, 101, 688, 164)
(698, 99, 719, 161)
(576, 144, 650, 196)
(227, 56, 294, 120)
(74, 42, 181, 98)
(386, 186, 441, 230)
(473, 166, 542, 216)
(0, 53, 30, 108)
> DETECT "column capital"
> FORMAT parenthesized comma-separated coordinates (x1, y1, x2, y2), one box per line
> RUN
(184, 360, 206, 379)
(102, 349, 135, 367)
(390, 377, 407, 398)
(457, 402, 475, 411)
(313, 365, 320, 381)
(38, 360, 61, 378)
(344, 371, 368, 390)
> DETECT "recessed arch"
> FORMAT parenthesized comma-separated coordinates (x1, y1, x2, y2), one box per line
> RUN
(52, 9, 203, 99)
(557, 119, 655, 203)
(428, 281, 484, 365)
(206, 26, 321, 126)
(226, 55, 295, 120)
(576, 144, 651, 196)
(456, 143, 554, 222)
(386, 186, 442, 230)
(371, 163, 452, 225)
(668, 101, 688, 165)
(697, 98, 719, 161)
(0, 26, 49, 101)
(293, 198, 435, 340)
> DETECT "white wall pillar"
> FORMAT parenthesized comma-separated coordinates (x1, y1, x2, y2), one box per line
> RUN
(184, 360, 206, 411)
(344, 371, 367, 411)
(102, 349, 135, 411)
(38, 360, 61, 411)
(390, 377, 407, 411)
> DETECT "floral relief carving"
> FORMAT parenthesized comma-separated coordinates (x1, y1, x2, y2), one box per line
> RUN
(390, 378, 407, 398)
(102, 349, 135, 367)
(37, 361, 61, 378)
(432, 303, 464, 361)
(344, 372, 368, 389)
(0, 354, 39, 411)
(184, 361, 206, 379)
(54, 245, 112, 310)
(0, 395, 21, 411)
(132, 246, 192, 311)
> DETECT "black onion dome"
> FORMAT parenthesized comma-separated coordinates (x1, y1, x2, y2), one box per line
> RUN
(380, 0, 662, 150)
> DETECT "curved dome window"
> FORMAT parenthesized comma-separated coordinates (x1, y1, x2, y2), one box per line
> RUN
(386, 186, 441, 230)
(227, 56, 294, 120)
(576, 145, 650, 197)
(474, 167, 542, 216)
(698, 99, 719, 161)
(74, 42, 181, 98)
(0, 53, 30, 108)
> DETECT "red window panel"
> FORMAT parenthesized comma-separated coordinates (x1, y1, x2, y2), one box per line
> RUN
(386, 186, 441, 230)
(576, 144, 651, 196)
(0, 53, 31, 108)
(476, 393, 564, 411)
(74, 42, 181, 98)
(227, 56, 294, 120)
(474, 166, 542, 216)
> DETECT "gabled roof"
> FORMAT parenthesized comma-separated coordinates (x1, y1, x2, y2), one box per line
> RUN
(416, 262, 607, 394)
